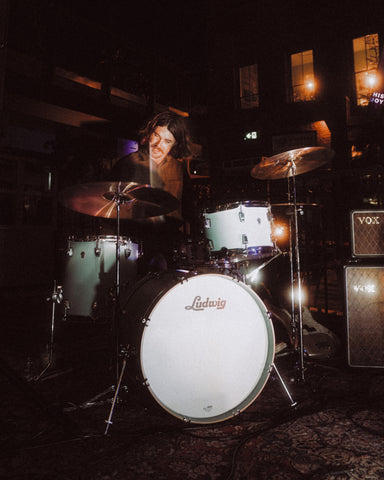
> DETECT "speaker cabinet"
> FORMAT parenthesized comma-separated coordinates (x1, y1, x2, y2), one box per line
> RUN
(351, 210, 384, 257)
(345, 265, 384, 367)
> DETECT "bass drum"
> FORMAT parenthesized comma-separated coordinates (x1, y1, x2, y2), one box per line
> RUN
(121, 270, 275, 424)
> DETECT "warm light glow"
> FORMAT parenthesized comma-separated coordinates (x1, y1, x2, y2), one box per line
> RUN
(272, 222, 289, 245)
(286, 285, 308, 306)
(367, 74, 377, 88)
(307, 81, 314, 90)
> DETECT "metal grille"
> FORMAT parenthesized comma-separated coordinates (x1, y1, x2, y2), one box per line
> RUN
(351, 211, 384, 257)
(345, 266, 384, 367)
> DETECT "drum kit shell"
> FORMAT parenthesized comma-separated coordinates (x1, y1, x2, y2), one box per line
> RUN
(52, 146, 334, 427)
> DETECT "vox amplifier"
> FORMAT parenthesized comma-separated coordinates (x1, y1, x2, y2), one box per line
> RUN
(350, 210, 384, 257)
(345, 265, 384, 367)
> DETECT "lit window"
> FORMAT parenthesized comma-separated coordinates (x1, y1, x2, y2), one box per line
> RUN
(290, 50, 315, 102)
(240, 64, 259, 109)
(353, 34, 380, 106)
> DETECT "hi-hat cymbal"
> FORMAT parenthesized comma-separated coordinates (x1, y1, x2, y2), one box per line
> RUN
(251, 146, 334, 180)
(59, 182, 179, 219)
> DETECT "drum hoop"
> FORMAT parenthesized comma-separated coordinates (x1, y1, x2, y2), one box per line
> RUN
(204, 200, 270, 214)
(138, 271, 275, 424)
(68, 235, 134, 243)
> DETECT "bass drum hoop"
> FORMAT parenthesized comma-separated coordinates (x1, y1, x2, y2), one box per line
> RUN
(122, 270, 275, 424)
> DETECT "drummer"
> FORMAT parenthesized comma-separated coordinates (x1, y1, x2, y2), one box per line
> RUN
(110, 110, 192, 271)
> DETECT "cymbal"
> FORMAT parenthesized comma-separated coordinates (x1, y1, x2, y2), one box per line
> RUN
(59, 182, 179, 219)
(251, 146, 334, 180)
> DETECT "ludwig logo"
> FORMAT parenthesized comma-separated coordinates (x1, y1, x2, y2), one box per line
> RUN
(185, 296, 226, 311)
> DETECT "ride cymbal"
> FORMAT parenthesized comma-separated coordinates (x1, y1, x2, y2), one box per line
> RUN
(251, 147, 334, 180)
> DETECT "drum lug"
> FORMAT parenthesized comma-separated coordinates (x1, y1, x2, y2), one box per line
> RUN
(66, 237, 73, 257)
(94, 238, 101, 257)
(141, 317, 150, 327)
(143, 378, 150, 388)
(232, 409, 241, 417)
(138, 240, 144, 258)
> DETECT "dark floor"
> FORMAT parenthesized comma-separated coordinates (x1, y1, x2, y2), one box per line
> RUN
(2, 266, 384, 479)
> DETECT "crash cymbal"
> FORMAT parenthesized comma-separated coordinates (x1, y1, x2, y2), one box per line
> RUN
(251, 147, 334, 180)
(59, 181, 179, 219)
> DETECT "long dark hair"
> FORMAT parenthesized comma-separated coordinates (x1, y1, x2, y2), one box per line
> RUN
(139, 111, 192, 158)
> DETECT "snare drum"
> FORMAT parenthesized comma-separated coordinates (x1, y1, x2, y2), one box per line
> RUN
(62, 235, 139, 319)
(121, 270, 275, 424)
(203, 201, 275, 262)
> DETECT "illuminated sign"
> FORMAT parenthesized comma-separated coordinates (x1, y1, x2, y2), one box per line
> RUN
(244, 131, 258, 141)
(370, 91, 384, 105)
(369, 46, 384, 111)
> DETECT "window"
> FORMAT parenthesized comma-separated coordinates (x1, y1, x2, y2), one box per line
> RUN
(353, 33, 380, 106)
(239, 64, 259, 109)
(290, 50, 315, 102)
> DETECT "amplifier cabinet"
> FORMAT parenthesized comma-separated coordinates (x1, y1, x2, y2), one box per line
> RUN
(345, 265, 384, 367)
(351, 210, 384, 257)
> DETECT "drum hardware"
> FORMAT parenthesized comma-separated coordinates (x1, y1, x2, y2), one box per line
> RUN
(32, 281, 63, 381)
(245, 249, 283, 284)
(270, 362, 297, 407)
(112, 270, 297, 424)
(58, 181, 179, 430)
(252, 146, 335, 382)
(104, 344, 136, 434)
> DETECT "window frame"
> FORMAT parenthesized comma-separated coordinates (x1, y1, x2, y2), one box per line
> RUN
(353, 33, 380, 106)
(239, 63, 260, 109)
(288, 49, 316, 103)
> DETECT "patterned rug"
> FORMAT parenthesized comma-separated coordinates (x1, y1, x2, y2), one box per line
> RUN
(2, 346, 384, 480)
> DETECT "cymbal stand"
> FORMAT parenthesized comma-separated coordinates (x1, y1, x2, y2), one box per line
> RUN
(113, 190, 122, 383)
(287, 159, 305, 382)
(104, 184, 129, 434)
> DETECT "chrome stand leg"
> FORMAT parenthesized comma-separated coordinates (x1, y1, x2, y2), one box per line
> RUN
(34, 280, 63, 381)
(272, 362, 297, 407)
(104, 357, 127, 435)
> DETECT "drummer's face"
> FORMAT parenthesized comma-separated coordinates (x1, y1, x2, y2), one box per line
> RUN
(149, 126, 176, 164)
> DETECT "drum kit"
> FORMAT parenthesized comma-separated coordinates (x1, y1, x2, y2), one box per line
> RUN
(48, 146, 334, 428)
